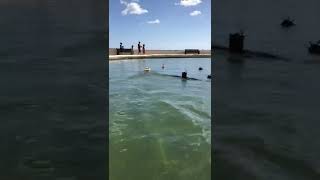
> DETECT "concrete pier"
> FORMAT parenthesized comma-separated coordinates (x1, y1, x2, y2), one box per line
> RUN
(109, 54, 211, 60)
(108, 49, 211, 60)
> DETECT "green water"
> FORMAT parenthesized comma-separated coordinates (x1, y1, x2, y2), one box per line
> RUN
(109, 58, 211, 180)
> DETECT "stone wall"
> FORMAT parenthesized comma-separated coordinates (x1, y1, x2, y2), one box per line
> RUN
(108, 48, 211, 55)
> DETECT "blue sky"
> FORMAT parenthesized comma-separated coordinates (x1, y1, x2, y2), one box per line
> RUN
(109, 0, 211, 50)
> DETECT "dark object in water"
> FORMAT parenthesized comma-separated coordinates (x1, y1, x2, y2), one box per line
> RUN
(198, 67, 203, 71)
(308, 41, 320, 54)
(207, 75, 211, 79)
(162, 64, 165, 69)
(181, 72, 187, 79)
(281, 18, 295, 28)
(229, 31, 245, 53)
(167, 74, 199, 81)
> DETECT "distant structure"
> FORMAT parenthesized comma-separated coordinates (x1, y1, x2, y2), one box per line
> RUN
(116, 43, 134, 55)
(229, 31, 245, 53)
(281, 17, 296, 28)
(185, 49, 200, 54)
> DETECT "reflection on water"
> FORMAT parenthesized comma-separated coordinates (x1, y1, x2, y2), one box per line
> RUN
(109, 58, 211, 180)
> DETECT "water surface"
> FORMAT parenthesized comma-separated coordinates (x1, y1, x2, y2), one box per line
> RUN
(213, 2, 320, 179)
(0, 0, 107, 179)
(109, 58, 211, 180)
(213, 50, 320, 180)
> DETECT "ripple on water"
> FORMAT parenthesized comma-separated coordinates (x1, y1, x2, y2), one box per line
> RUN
(160, 99, 211, 144)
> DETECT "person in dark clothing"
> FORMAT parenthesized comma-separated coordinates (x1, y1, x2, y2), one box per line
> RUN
(142, 44, 145, 54)
(120, 42, 123, 49)
(131, 45, 134, 55)
(138, 42, 141, 54)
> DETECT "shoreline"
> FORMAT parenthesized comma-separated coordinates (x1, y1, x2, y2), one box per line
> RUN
(109, 53, 211, 60)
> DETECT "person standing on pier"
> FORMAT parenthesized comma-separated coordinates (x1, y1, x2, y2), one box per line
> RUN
(138, 41, 141, 54)
(142, 44, 145, 54)
(131, 45, 134, 55)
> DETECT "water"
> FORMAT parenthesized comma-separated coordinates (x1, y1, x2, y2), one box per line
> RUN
(109, 58, 211, 180)
(1, 1, 108, 179)
(213, 0, 320, 61)
(213, 1, 320, 179)
(213, 50, 320, 180)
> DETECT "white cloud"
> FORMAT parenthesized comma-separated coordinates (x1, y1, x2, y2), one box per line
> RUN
(120, 0, 127, 5)
(120, 0, 148, 15)
(147, 19, 160, 24)
(176, 0, 202, 7)
(190, 10, 201, 16)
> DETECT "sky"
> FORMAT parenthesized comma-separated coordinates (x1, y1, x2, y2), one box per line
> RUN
(109, 0, 211, 50)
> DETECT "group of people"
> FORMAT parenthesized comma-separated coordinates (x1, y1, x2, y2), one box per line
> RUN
(119, 41, 146, 54)
(137, 41, 146, 54)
